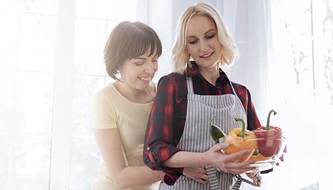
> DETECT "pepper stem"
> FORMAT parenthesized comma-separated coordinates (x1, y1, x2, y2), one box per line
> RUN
(235, 117, 246, 138)
(265, 109, 277, 130)
(209, 116, 216, 126)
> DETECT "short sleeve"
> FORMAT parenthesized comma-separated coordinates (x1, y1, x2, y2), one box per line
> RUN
(91, 90, 118, 129)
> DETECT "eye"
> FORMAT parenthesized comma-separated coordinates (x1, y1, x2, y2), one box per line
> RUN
(187, 37, 198, 44)
(133, 60, 145, 66)
(206, 33, 215, 39)
(188, 39, 198, 44)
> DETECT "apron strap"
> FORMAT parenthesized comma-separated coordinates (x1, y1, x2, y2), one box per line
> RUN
(205, 165, 219, 190)
(186, 77, 194, 94)
(231, 174, 256, 190)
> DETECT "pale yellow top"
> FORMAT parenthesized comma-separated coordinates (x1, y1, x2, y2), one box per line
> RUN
(91, 83, 157, 190)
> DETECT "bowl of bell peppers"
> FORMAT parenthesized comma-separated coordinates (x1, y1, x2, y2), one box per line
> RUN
(209, 109, 286, 171)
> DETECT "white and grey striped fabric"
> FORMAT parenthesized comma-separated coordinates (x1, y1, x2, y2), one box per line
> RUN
(158, 77, 247, 190)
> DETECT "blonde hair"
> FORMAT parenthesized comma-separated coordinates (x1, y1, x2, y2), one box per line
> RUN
(172, 2, 238, 74)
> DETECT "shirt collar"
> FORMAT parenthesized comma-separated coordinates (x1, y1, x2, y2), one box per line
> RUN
(185, 61, 230, 83)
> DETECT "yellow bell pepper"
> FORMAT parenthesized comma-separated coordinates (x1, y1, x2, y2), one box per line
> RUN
(225, 118, 259, 162)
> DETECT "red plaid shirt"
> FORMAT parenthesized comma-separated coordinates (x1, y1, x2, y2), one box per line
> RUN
(143, 62, 261, 185)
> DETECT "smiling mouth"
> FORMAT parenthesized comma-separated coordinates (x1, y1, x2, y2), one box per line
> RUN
(200, 52, 214, 58)
(139, 77, 152, 81)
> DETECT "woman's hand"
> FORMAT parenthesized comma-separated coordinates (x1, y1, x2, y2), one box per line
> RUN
(276, 145, 287, 166)
(183, 167, 208, 184)
(246, 172, 261, 187)
(205, 143, 256, 174)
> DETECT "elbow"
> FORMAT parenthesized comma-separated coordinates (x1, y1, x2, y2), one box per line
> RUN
(114, 177, 130, 189)
(115, 181, 126, 189)
(143, 149, 158, 171)
(107, 169, 131, 189)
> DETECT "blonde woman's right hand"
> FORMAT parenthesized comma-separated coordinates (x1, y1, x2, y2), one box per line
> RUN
(206, 143, 256, 175)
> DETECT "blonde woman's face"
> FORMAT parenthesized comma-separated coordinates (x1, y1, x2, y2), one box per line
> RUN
(185, 15, 222, 68)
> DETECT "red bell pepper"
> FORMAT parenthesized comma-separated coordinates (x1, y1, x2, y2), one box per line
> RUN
(254, 110, 282, 157)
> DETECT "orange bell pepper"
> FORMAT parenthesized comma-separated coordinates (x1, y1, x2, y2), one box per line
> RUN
(225, 118, 258, 162)
(249, 149, 269, 161)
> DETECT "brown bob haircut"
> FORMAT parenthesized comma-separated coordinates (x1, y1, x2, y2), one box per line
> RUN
(104, 21, 162, 80)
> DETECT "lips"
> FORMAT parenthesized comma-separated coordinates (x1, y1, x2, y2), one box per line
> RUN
(200, 51, 213, 58)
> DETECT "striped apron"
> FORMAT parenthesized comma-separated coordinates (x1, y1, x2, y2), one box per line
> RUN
(159, 77, 247, 190)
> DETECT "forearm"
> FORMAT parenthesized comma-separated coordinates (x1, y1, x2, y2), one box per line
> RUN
(113, 165, 164, 189)
(94, 129, 163, 188)
(163, 151, 210, 168)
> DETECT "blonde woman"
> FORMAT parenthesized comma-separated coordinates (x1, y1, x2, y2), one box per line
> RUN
(144, 2, 262, 190)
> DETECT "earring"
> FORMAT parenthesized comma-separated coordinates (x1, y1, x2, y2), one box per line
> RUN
(115, 70, 123, 81)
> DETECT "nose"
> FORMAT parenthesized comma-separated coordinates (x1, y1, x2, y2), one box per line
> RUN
(199, 41, 209, 52)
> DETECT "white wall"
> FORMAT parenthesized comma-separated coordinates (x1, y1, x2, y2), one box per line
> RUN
(139, 0, 268, 120)
(138, 0, 212, 81)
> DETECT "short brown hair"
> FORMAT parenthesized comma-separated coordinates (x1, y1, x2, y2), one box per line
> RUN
(104, 21, 162, 80)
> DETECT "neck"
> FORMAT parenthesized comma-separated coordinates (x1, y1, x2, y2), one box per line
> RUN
(199, 65, 220, 86)
(115, 82, 155, 104)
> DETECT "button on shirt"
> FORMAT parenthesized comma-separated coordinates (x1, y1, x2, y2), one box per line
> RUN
(143, 62, 261, 185)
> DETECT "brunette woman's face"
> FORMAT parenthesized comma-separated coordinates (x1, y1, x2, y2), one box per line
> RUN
(185, 15, 222, 69)
(119, 50, 158, 90)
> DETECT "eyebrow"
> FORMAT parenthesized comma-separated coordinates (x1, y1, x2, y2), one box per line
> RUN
(134, 54, 158, 60)
(133, 57, 146, 60)
(187, 29, 216, 39)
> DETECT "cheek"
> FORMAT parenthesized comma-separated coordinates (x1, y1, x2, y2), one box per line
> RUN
(153, 62, 158, 71)
(214, 42, 223, 50)
(186, 46, 196, 56)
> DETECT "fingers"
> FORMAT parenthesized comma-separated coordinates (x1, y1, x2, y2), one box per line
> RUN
(183, 167, 208, 184)
(210, 147, 258, 175)
(199, 173, 208, 184)
(224, 149, 254, 163)
(219, 154, 257, 174)
(279, 154, 284, 161)
(213, 142, 229, 151)
(185, 169, 208, 184)
(246, 172, 261, 187)
(275, 145, 287, 166)
(252, 175, 261, 186)
(219, 160, 256, 174)
(193, 177, 208, 184)
(197, 167, 207, 173)
(284, 145, 287, 153)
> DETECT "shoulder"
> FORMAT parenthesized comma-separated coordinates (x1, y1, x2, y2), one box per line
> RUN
(157, 72, 186, 88)
(230, 81, 248, 91)
(154, 72, 188, 99)
(230, 81, 252, 98)
(158, 72, 185, 82)
(92, 83, 117, 105)
(91, 84, 119, 129)
(93, 83, 115, 96)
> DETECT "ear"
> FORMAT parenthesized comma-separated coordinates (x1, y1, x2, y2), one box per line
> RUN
(115, 70, 122, 80)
